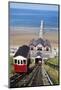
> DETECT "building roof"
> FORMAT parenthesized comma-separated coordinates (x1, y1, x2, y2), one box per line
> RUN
(14, 45, 30, 58)
(29, 38, 51, 48)
(30, 38, 44, 47)
(44, 40, 51, 47)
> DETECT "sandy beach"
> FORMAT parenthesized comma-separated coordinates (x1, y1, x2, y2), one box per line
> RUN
(10, 27, 58, 48)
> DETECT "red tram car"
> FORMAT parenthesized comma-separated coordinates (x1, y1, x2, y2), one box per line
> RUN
(13, 56, 27, 72)
(13, 45, 30, 73)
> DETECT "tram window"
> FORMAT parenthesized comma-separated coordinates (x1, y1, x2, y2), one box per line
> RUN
(21, 60, 22, 64)
(18, 60, 20, 64)
(15, 59, 17, 64)
(23, 60, 26, 64)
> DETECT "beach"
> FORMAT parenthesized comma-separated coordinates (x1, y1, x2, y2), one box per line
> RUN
(10, 27, 58, 48)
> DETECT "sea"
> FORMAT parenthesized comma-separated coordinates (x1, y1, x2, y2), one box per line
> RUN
(9, 8, 59, 31)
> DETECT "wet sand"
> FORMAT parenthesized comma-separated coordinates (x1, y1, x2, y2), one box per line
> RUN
(10, 27, 58, 48)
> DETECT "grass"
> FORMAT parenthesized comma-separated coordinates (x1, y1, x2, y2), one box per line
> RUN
(9, 56, 14, 77)
(44, 64, 59, 84)
(45, 56, 59, 70)
(44, 57, 59, 85)
(45, 56, 58, 65)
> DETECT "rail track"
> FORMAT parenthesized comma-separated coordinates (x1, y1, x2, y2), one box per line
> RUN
(9, 66, 35, 88)
(30, 65, 43, 86)
(9, 73, 26, 88)
(17, 65, 39, 87)
(42, 65, 53, 85)
(9, 64, 53, 88)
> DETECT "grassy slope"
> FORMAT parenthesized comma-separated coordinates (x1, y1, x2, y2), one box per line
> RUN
(44, 57, 59, 85)
(44, 64, 59, 84)
(9, 56, 14, 77)
(45, 57, 58, 65)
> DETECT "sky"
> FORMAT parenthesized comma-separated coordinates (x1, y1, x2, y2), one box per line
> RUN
(9, 2, 59, 28)
(10, 3, 58, 11)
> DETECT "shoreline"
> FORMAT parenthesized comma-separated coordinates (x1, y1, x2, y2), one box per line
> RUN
(10, 27, 58, 48)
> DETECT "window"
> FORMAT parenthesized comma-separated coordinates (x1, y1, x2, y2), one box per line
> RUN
(21, 60, 22, 64)
(31, 47, 33, 50)
(46, 47, 49, 51)
(23, 60, 26, 64)
(15, 59, 17, 64)
(18, 60, 20, 64)
(37, 47, 42, 51)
